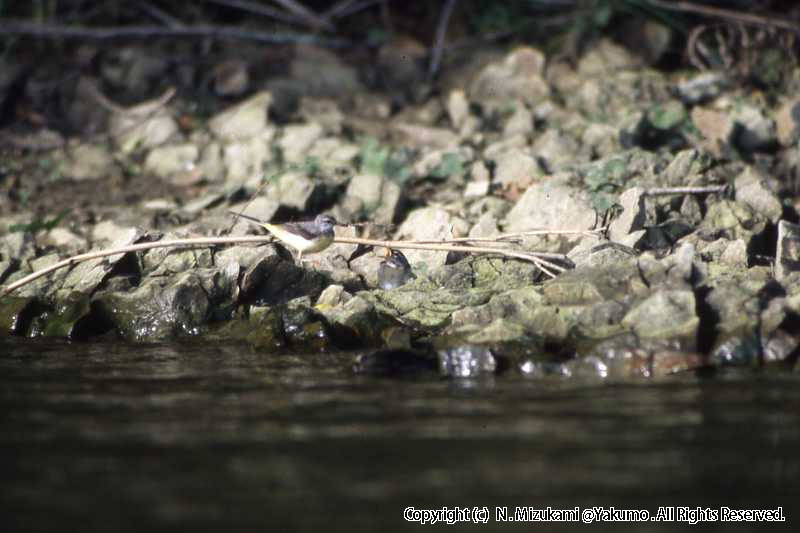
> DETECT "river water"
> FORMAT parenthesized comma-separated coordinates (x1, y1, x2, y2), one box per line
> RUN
(1, 337, 797, 531)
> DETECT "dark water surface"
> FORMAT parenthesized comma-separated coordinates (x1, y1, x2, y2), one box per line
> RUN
(1, 337, 797, 532)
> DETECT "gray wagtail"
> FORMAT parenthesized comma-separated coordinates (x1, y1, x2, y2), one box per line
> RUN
(230, 212, 339, 262)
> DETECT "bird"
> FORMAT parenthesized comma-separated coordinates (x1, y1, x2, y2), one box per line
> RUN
(377, 248, 415, 290)
(230, 212, 338, 262)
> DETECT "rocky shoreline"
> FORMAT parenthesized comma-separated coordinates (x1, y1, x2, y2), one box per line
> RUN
(3, 41, 800, 380)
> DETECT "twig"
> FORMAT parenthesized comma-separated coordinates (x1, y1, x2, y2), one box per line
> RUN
(644, 185, 730, 196)
(273, 0, 334, 31)
(0, 20, 352, 47)
(334, 236, 568, 277)
(2, 232, 569, 295)
(645, 0, 800, 34)
(202, 0, 311, 27)
(325, 0, 384, 20)
(428, 0, 457, 81)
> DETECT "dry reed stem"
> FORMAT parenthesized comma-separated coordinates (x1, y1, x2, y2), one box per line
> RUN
(2, 233, 570, 295)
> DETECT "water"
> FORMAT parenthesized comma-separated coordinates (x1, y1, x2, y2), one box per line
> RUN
(1, 337, 797, 531)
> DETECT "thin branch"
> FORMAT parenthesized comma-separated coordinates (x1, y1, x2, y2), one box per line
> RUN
(428, 0, 457, 81)
(2, 232, 570, 296)
(0, 20, 352, 47)
(202, 0, 310, 27)
(646, 0, 800, 34)
(644, 185, 730, 196)
(272, 0, 335, 31)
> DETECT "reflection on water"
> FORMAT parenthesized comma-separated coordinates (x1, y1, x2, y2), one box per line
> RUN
(1, 337, 797, 532)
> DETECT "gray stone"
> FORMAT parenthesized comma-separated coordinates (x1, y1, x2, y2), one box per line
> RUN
(208, 91, 272, 141)
(621, 290, 698, 340)
(776, 96, 800, 146)
(733, 105, 776, 151)
(222, 134, 275, 184)
(691, 107, 735, 156)
(676, 72, 728, 104)
(144, 144, 198, 179)
(503, 103, 533, 137)
(446, 89, 470, 130)
(469, 47, 549, 112)
(278, 122, 324, 163)
(504, 173, 596, 235)
(531, 129, 579, 173)
(776, 220, 800, 282)
(112, 112, 178, 154)
(395, 207, 466, 267)
(392, 123, 459, 150)
(734, 166, 782, 223)
(608, 187, 646, 242)
(493, 149, 538, 190)
(64, 143, 114, 180)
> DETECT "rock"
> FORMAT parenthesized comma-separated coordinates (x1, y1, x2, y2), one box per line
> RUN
(94, 273, 210, 341)
(274, 171, 319, 211)
(719, 239, 748, 267)
(464, 161, 491, 198)
(446, 89, 470, 130)
(343, 173, 402, 224)
(38, 228, 87, 254)
(691, 107, 735, 157)
(208, 91, 272, 141)
(493, 149, 539, 190)
(112, 111, 178, 154)
(676, 72, 728, 104)
(299, 98, 344, 134)
(733, 105, 776, 151)
(532, 130, 579, 173)
(660, 148, 713, 187)
(197, 142, 224, 182)
(316, 284, 350, 308)
(504, 173, 596, 235)
(212, 59, 249, 97)
(776, 220, 800, 282)
(483, 133, 528, 159)
(306, 137, 360, 175)
(647, 99, 687, 131)
(413, 149, 468, 181)
(621, 290, 698, 341)
(608, 187, 646, 242)
(319, 295, 380, 346)
(437, 345, 497, 378)
(278, 122, 324, 163)
(221, 133, 275, 184)
(582, 122, 621, 158)
(392, 123, 459, 150)
(578, 38, 639, 76)
(0, 296, 43, 336)
(228, 196, 280, 234)
(469, 47, 550, 112)
(776, 96, 800, 146)
(181, 192, 226, 215)
(63, 143, 114, 181)
(734, 166, 782, 223)
(100, 46, 169, 95)
(503, 103, 534, 137)
(289, 44, 362, 98)
(144, 144, 198, 179)
(395, 207, 465, 267)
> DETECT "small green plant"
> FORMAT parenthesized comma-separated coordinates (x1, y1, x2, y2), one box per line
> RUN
(9, 209, 71, 234)
(358, 137, 412, 182)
